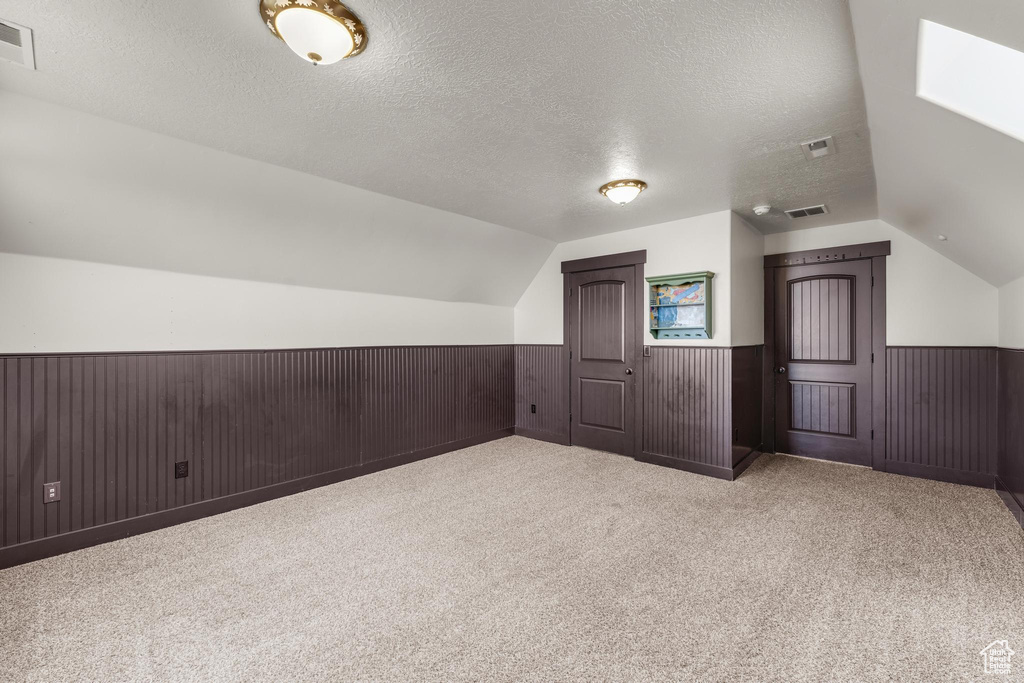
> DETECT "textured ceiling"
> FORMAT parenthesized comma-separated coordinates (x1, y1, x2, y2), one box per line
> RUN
(849, 0, 1024, 286)
(0, 0, 876, 242)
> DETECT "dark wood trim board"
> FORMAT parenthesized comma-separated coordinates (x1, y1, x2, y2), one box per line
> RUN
(561, 249, 647, 274)
(996, 478, 1024, 530)
(884, 460, 994, 489)
(870, 256, 887, 472)
(763, 241, 891, 268)
(513, 427, 570, 445)
(635, 451, 734, 481)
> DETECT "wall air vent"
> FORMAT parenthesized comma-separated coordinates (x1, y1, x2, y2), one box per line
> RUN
(785, 204, 829, 219)
(800, 136, 835, 160)
(0, 19, 34, 69)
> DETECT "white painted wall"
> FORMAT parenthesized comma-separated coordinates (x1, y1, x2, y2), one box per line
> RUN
(0, 92, 553, 308)
(730, 214, 765, 346)
(764, 220, 999, 346)
(999, 275, 1024, 349)
(514, 211, 735, 345)
(0, 253, 513, 353)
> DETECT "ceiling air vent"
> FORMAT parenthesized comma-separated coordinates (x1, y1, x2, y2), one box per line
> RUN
(800, 136, 835, 160)
(0, 19, 34, 69)
(785, 204, 829, 219)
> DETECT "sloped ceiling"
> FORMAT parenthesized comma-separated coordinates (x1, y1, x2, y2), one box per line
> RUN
(0, 0, 876, 243)
(0, 92, 553, 307)
(849, 0, 1024, 286)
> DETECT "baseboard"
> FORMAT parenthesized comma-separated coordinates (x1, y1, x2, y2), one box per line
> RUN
(882, 460, 995, 489)
(732, 448, 762, 479)
(514, 426, 570, 445)
(635, 451, 734, 481)
(995, 478, 1024, 530)
(0, 428, 513, 571)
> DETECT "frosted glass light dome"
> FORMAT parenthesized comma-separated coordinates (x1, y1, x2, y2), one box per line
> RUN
(275, 8, 354, 64)
(599, 179, 648, 205)
(262, 0, 368, 65)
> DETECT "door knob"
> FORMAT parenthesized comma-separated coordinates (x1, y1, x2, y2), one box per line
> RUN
(625, 368, 634, 375)
(776, 367, 786, 374)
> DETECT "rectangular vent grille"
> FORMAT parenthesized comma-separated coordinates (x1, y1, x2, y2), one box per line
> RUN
(785, 204, 829, 219)
(0, 22, 22, 47)
(0, 19, 34, 69)
(801, 136, 835, 160)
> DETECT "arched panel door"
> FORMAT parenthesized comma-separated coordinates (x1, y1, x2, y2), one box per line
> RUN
(774, 260, 873, 465)
(567, 266, 638, 456)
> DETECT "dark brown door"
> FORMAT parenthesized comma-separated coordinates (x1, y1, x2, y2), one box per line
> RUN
(568, 266, 638, 456)
(774, 260, 873, 465)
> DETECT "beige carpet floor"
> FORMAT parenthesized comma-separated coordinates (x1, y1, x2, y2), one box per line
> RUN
(2, 436, 1023, 681)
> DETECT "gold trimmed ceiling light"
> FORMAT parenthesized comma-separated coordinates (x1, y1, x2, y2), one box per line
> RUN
(261, 0, 367, 65)
(599, 179, 647, 206)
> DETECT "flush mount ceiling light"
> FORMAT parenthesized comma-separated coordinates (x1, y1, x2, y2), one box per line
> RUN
(261, 0, 367, 65)
(599, 179, 647, 206)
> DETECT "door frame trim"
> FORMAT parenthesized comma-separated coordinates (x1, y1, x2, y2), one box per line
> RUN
(562, 250, 647, 457)
(762, 242, 889, 470)
(561, 249, 647, 273)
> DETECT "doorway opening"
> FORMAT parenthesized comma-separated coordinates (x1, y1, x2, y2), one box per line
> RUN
(762, 242, 888, 469)
(561, 250, 646, 457)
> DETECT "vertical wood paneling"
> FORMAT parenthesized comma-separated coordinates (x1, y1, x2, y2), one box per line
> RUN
(790, 276, 852, 362)
(0, 346, 513, 554)
(579, 282, 625, 361)
(998, 349, 1024, 514)
(730, 346, 763, 468)
(513, 345, 568, 438)
(642, 347, 733, 469)
(790, 381, 854, 436)
(886, 347, 998, 476)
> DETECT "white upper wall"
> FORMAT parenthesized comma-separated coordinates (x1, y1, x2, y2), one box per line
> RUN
(730, 214, 766, 346)
(515, 212, 735, 346)
(765, 220, 999, 346)
(0, 92, 553, 308)
(999, 275, 1024, 349)
(0, 253, 513, 353)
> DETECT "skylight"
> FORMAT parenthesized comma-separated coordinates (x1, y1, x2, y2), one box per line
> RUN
(917, 19, 1024, 143)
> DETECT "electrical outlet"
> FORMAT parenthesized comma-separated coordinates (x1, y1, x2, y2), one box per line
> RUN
(174, 461, 189, 479)
(43, 481, 60, 504)
(531, 404, 536, 414)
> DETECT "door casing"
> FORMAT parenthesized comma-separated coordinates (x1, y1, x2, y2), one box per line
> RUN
(762, 241, 889, 471)
(562, 250, 646, 458)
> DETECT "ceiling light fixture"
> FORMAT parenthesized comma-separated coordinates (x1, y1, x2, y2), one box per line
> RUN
(599, 179, 647, 206)
(261, 0, 367, 65)
(753, 204, 772, 216)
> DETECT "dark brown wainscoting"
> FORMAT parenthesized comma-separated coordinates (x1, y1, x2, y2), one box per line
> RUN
(0, 346, 513, 568)
(884, 347, 998, 487)
(998, 348, 1024, 529)
(640, 346, 763, 480)
(513, 345, 764, 479)
(642, 347, 733, 476)
(731, 346, 764, 475)
(513, 345, 569, 444)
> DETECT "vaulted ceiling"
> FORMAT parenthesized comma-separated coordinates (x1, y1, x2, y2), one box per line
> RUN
(0, 0, 1021, 296)
(850, 0, 1024, 286)
(0, 0, 874, 242)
